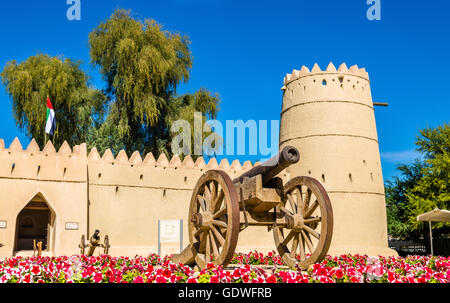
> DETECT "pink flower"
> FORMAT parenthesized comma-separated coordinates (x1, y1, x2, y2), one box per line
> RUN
(133, 276, 144, 283)
(156, 276, 167, 283)
(93, 272, 103, 283)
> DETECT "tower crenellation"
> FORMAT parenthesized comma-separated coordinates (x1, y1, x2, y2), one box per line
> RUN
(281, 63, 374, 115)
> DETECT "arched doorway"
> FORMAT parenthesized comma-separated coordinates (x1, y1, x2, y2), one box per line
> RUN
(14, 194, 55, 253)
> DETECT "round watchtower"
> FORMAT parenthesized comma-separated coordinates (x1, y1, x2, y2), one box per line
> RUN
(279, 62, 397, 256)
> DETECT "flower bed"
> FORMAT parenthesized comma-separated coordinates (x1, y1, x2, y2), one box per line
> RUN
(0, 252, 449, 283)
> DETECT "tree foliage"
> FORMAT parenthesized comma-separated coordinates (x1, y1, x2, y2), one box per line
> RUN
(88, 9, 220, 156)
(386, 122, 450, 240)
(0, 54, 105, 148)
(406, 124, 450, 231)
(1, 9, 221, 157)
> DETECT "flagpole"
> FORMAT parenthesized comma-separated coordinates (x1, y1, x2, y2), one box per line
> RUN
(45, 95, 48, 144)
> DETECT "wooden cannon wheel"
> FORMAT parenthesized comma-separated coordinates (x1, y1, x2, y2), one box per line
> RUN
(188, 170, 240, 269)
(79, 234, 86, 255)
(103, 235, 110, 255)
(273, 176, 333, 269)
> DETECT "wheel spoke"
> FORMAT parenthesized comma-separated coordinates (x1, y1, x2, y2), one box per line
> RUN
(303, 225, 320, 240)
(198, 231, 208, 252)
(197, 195, 207, 212)
(194, 227, 202, 238)
(304, 217, 321, 224)
(213, 189, 224, 213)
(204, 185, 212, 210)
(301, 230, 314, 254)
(290, 234, 299, 258)
(298, 232, 306, 261)
(297, 186, 304, 213)
(287, 193, 297, 214)
(210, 225, 225, 247)
(282, 230, 296, 245)
(212, 219, 227, 228)
(303, 188, 312, 212)
(304, 199, 319, 218)
(210, 182, 216, 207)
(280, 206, 293, 216)
(213, 206, 227, 219)
(205, 233, 211, 262)
(209, 230, 219, 258)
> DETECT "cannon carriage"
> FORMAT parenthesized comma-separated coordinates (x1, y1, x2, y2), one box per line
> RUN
(173, 146, 333, 270)
(79, 230, 110, 256)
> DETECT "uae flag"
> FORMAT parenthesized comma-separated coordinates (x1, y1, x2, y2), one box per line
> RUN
(45, 96, 56, 135)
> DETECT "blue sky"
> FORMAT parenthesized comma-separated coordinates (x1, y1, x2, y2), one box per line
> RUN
(0, 0, 448, 181)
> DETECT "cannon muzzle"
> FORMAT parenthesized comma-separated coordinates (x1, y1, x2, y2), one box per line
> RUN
(233, 146, 300, 185)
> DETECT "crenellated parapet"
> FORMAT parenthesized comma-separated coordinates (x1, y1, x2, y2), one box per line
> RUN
(0, 137, 87, 182)
(281, 63, 374, 114)
(0, 137, 275, 192)
(87, 146, 259, 174)
(84, 146, 267, 191)
(282, 62, 369, 86)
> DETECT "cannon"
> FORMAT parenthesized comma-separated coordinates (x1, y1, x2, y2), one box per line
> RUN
(79, 230, 110, 256)
(173, 146, 333, 269)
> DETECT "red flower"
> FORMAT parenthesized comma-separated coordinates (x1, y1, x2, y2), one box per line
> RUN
(334, 269, 344, 279)
(156, 276, 167, 283)
(147, 265, 154, 273)
(31, 265, 40, 275)
(210, 276, 219, 283)
(23, 274, 31, 283)
(93, 272, 103, 283)
(266, 275, 277, 283)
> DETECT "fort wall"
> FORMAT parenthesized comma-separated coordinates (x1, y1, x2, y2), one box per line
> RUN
(0, 138, 88, 257)
(0, 138, 279, 258)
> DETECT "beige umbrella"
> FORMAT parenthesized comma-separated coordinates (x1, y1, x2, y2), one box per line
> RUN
(417, 208, 450, 255)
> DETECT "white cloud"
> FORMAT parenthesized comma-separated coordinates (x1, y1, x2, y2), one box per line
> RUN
(380, 149, 422, 163)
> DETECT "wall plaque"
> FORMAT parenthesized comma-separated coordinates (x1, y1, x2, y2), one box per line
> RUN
(65, 222, 79, 230)
(159, 220, 181, 243)
(158, 219, 183, 254)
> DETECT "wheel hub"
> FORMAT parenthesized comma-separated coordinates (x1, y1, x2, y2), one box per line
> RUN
(192, 212, 213, 228)
(286, 214, 304, 232)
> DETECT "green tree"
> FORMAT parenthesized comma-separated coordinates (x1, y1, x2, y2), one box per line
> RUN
(406, 123, 450, 233)
(0, 54, 106, 148)
(88, 9, 220, 156)
(385, 160, 424, 239)
(385, 122, 450, 240)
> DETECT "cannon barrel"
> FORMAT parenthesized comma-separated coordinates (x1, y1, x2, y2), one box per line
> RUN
(87, 229, 101, 256)
(233, 146, 300, 185)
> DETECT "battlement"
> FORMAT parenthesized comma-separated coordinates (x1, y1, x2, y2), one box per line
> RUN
(87, 146, 260, 174)
(0, 137, 87, 182)
(0, 137, 267, 189)
(0, 137, 87, 157)
(282, 62, 370, 89)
